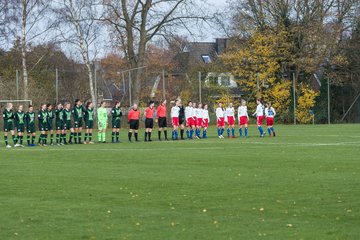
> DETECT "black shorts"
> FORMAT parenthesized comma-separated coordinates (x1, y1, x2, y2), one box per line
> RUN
(112, 119, 121, 129)
(39, 123, 48, 131)
(129, 120, 139, 130)
(27, 124, 36, 133)
(47, 122, 53, 131)
(158, 117, 167, 128)
(64, 121, 73, 130)
(56, 121, 64, 130)
(74, 119, 83, 128)
(3, 122, 14, 132)
(179, 116, 185, 125)
(16, 124, 25, 133)
(145, 118, 154, 129)
(85, 120, 94, 129)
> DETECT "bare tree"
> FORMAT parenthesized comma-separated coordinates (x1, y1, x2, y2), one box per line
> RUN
(19, 0, 52, 100)
(0, 0, 19, 44)
(53, 0, 100, 109)
(101, 0, 211, 104)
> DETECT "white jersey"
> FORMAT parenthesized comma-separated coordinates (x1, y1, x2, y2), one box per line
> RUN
(185, 106, 193, 119)
(237, 106, 248, 118)
(225, 107, 235, 118)
(171, 106, 180, 118)
(254, 103, 264, 117)
(265, 107, 276, 118)
(196, 108, 203, 118)
(202, 109, 210, 122)
(216, 107, 224, 119)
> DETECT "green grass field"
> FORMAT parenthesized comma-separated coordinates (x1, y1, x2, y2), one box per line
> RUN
(0, 125, 359, 239)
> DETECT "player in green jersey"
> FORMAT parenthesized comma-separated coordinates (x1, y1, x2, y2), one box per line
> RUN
(14, 105, 25, 147)
(3, 103, 16, 148)
(97, 101, 108, 143)
(111, 101, 122, 143)
(72, 99, 85, 144)
(84, 101, 95, 144)
(25, 105, 36, 147)
(63, 102, 74, 144)
(55, 103, 65, 145)
(47, 104, 55, 145)
(38, 104, 49, 146)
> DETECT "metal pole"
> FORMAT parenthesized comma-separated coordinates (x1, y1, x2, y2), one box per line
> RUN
(16, 69, 19, 100)
(293, 73, 296, 125)
(122, 72, 125, 93)
(94, 66, 97, 105)
(199, 72, 202, 103)
(55, 68, 59, 103)
(129, 71, 132, 105)
(162, 70, 165, 100)
(328, 77, 330, 125)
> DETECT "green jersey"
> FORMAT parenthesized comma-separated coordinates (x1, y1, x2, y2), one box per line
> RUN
(111, 107, 122, 121)
(25, 111, 35, 125)
(63, 109, 72, 122)
(97, 107, 108, 122)
(72, 105, 85, 121)
(84, 108, 94, 122)
(3, 109, 14, 123)
(25, 111, 36, 133)
(47, 110, 54, 122)
(14, 110, 25, 125)
(55, 108, 63, 123)
(38, 110, 48, 124)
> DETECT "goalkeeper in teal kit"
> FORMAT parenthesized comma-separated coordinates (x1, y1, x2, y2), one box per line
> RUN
(97, 101, 108, 143)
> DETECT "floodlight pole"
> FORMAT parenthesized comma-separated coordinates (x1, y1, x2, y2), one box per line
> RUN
(122, 72, 125, 93)
(16, 69, 19, 100)
(327, 77, 331, 125)
(199, 72, 202, 103)
(55, 68, 59, 103)
(129, 71, 132, 105)
(293, 73, 296, 125)
(162, 70, 165, 100)
(94, 66, 97, 105)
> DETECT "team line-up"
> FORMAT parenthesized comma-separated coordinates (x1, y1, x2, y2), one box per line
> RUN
(1, 98, 276, 148)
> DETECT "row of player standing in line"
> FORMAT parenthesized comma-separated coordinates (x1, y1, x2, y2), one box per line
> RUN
(2, 98, 276, 148)
(1, 98, 189, 146)
(1, 100, 98, 148)
(213, 99, 276, 139)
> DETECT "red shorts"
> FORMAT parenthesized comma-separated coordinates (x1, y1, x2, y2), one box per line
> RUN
(203, 119, 209, 128)
(187, 117, 195, 127)
(227, 116, 235, 125)
(266, 117, 274, 126)
(257, 116, 264, 126)
(239, 116, 248, 125)
(217, 117, 225, 127)
(172, 117, 179, 127)
(197, 118, 203, 127)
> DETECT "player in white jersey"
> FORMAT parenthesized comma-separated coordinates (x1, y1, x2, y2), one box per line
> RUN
(202, 104, 210, 138)
(265, 102, 276, 137)
(225, 102, 235, 138)
(237, 100, 249, 137)
(215, 102, 225, 138)
(185, 101, 195, 139)
(252, 99, 265, 137)
(171, 99, 180, 140)
(195, 103, 203, 139)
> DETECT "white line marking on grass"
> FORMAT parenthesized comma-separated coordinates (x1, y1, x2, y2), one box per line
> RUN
(0, 141, 359, 152)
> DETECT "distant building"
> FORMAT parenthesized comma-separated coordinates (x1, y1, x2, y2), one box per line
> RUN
(172, 38, 243, 98)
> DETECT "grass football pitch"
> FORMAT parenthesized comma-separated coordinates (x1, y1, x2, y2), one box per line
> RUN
(0, 124, 359, 239)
